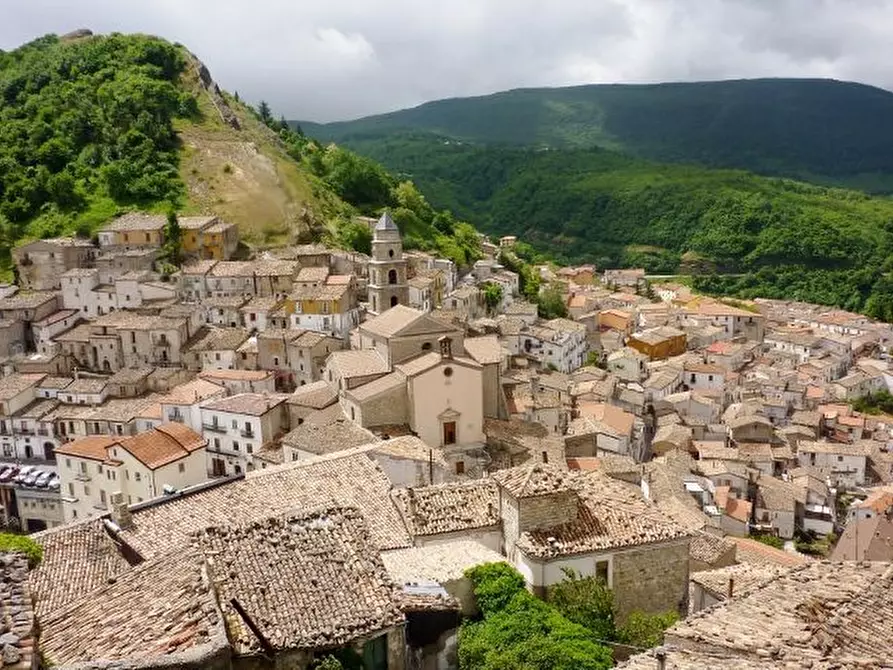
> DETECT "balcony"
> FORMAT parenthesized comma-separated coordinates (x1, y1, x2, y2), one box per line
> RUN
(240, 428, 255, 438)
(202, 422, 227, 434)
(153, 337, 171, 348)
(13, 428, 34, 436)
(168, 414, 185, 424)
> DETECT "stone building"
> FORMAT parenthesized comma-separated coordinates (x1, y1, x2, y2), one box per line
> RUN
(367, 212, 409, 315)
(356, 304, 465, 367)
(341, 337, 485, 457)
(619, 562, 893, 668)
(493, 462, 691, 621)
(12, 237, 96, 291)
(97, 212, 167, 249)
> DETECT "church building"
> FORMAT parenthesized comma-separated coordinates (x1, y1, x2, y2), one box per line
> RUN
(368, 212, 409, 315)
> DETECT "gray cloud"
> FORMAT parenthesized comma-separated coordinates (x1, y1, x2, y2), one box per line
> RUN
(1, 0, 891, 121)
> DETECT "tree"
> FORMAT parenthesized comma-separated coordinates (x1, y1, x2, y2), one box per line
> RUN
(585, 351, 605, 369)
(547, 568, 617, 642)
(537, 284, 568, 319)
(335, 219, 373, 255)
(258, 100, 272, 125)
(548, 569, 679, 651)
(459, 563, 613, 670)
(617, 611, 678, 648)
(482, 282, 503, 313)
(161, 210, 183, 266)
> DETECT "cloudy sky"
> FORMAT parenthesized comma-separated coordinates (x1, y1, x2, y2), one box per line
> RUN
(3, 0, 892, 122)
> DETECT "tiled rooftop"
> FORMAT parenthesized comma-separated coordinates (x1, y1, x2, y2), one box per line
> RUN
(117, 452, 413, 558)
(491, 462, 577, 498)
(197, 507, 404, 654)
(517, 471, 691, 558)
(286, 380, 338, 409)
(282, 418, 378, 456)
(691, 562, 791, 600)
(0, 553, 36, 670)
(668, 562, 893, 666)
(392, 480, 499, 536)
(201, 392, 287, 416)
(30, 519, 131, 618)
(382, 540, 505, 584)
(39, 548, 226, 667)
(101, 212, 166, 231)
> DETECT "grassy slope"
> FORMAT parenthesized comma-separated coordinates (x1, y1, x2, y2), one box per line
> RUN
(175, 55, 345, 248)
(300, 78, 893, 191)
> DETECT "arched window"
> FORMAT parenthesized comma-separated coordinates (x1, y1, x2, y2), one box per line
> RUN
(388, 269, 397, 285)
(388, 249, 395, 258)
(390, 296, 399, 308)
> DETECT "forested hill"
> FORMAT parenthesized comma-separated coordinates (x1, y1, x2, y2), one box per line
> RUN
(300, 78, 893, 192)
(0, 32, 483, 272)
(320, 132, 893, 321)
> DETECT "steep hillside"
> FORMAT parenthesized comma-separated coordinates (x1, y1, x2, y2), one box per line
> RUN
(0, 32, 481, 269)
(301, 78, 893, 191)
(329, 133, 893, 320)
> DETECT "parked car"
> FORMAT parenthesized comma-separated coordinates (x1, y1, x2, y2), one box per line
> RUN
(0, 466, 16, 483)
(34, 471, 52, 488)
(13, 466, 34, 484)
(23, 470, 40, 487)
(47, 478, 60, 492)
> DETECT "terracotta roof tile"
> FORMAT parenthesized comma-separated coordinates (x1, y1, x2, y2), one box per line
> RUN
(392, 480, 499, 536)
(197, 507, 404, 654)
(118, 452, 412, 557)
(517, 471, 691, 558)
(201, 392, 287, 416)
(39, 548, 226, 666)
(30, 519, 131, 618)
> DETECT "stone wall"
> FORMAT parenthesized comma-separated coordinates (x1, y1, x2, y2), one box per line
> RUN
(611, 539, 690, 622)
(499, 493, 520, 559)
(481, 363, 501, 420)
(358, 386, 409, 428)
(518, 492, 578, 534)
(387, 626, 406, 670)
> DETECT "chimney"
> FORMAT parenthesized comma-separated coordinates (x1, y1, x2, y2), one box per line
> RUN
(439, 336, 452, 359)
(109, 491, 133, 530)
(727, 576, 735, 599)
(73, 367, 80, 382)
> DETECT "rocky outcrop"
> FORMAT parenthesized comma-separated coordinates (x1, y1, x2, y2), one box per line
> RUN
(191, 54, 241, 131)
(60, 29, 93, 41)
(0, 554, 34, 670)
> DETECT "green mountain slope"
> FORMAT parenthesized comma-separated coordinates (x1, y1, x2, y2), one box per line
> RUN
(0, 32, 480, 272)
(328, 133, 893, 319)
(301, 78, 893, 191)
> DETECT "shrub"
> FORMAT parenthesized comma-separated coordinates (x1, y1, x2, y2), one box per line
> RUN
(459, 563, 613, 670)
(0, 533, 43, 567)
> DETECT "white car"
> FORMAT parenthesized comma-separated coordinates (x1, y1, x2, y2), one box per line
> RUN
(13, 466, 34, 484)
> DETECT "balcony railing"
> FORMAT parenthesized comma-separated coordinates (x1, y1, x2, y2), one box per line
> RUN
(168, 414, 185, 423)
(153, 338, 171, 348)
(240, 428, 255, 438)
(202, 423, 227, 434)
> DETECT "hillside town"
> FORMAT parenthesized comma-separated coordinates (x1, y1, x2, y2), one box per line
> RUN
(1, 211, 892, 668)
